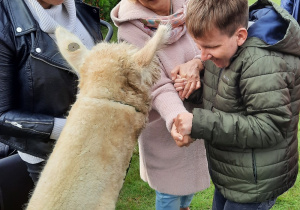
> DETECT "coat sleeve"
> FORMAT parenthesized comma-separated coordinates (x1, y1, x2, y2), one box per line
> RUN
(0, 23, 54, 140)
(118, 22, 188, 131)
(191, 56, 293, 149)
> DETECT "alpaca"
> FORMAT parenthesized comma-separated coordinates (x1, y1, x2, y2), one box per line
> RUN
(26, 25, 170, 210)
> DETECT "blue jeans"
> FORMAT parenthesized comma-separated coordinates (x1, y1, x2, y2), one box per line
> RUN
(155, 191, 194, 210)
(212, 188, 276, 210)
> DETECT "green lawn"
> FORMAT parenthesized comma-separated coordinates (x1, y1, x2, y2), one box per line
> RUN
(249, 0, 281, 5)
(116, 126, 300, 210)
(111, 0, 300, 209)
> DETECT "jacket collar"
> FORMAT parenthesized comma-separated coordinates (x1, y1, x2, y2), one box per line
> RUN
(6, 0, 37, 37)
(7, 0, 102, 41)
(6, 0, 103, 72)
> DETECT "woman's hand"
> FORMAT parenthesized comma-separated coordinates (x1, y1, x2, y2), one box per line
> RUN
(171, 58, 203, 99)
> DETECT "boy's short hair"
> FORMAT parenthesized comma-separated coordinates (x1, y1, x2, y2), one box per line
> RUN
(186, 0, 249, 38)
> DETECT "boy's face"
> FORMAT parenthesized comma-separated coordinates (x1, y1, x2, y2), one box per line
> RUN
(193, 26, 247, 68)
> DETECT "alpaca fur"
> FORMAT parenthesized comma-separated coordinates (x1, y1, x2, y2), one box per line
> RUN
(26, 25, 170, 210)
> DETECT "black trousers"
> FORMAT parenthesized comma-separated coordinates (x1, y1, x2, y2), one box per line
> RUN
(0, 154, 34, 210)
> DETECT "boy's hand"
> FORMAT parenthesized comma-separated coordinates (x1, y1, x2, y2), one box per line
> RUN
(171, 59, 203, 99)
(171, 123, 194, 147)
(173, 112, 193, 136)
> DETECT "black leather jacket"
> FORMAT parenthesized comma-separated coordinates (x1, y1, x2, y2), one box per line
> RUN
(0, 0, 103, 159)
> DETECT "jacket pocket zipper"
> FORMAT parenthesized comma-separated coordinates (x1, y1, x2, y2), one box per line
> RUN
(4, 120, 51, 135)
(5, 120, 22, 128)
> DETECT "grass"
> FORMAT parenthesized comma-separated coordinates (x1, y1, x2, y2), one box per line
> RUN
(106, 0, 299, 209)
(115, 127, 300, 210)
(249, 0, 281, 5)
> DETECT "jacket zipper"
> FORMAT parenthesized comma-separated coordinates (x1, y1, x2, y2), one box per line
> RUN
(252, 149, 257, 183)
(30, 54, 78, 75)
(5, 120, 52, 125)
(29, 31, 77, 75)
(5, 120, 22, 128)
(211, 68, 224, 111)
(5, 120, 51, 135)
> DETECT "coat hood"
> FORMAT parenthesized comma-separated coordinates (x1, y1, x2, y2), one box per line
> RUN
(281, 0, 300, 22)
(244, 0, 300, 57)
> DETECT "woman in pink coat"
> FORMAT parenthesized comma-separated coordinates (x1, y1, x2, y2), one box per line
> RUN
(111, 0, 210, 209)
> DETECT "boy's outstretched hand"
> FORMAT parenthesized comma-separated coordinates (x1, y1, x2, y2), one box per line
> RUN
(171, 59, 203, 100)
(171, 113, 194, 147)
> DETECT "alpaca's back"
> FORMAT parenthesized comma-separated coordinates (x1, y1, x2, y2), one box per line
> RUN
(27, 99, 144, 209)
(26, 25, 170, 210)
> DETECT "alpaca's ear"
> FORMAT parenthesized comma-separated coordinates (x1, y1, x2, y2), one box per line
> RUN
(55, 27, 89, 74)
(133, 24, 171, 86)
(133, 24, 171, 67)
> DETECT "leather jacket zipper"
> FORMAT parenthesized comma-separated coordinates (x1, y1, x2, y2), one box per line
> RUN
(5, 120, 22, 128)
(30, 54, 76, 74)
(5, 120, 51, 135)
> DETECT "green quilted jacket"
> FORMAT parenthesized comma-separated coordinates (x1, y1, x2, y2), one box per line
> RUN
(191, 0, 300, 203)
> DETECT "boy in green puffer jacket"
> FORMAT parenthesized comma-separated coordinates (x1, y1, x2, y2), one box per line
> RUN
(171, 0, 300, 209)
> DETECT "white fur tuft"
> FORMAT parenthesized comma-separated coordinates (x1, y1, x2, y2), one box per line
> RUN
(153, 24, 172, 50)
(133, 24, 171, 67)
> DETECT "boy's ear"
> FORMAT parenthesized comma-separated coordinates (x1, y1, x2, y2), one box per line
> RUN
(236, 27, 248, 46)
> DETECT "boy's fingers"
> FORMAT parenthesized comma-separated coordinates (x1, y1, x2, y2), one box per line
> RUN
(174, 78, 186, 83)
(178, 90, 184, 100)
(171, 66, 180, 80)
(175, 87, 183, 91)
(185, 81, 197, 98)
(182, 81, 192, 98)
(171, 123, 183, 141)
(196, 80, 201, 89)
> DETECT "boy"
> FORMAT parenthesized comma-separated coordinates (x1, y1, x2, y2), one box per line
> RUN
(171, 0, 300, 209)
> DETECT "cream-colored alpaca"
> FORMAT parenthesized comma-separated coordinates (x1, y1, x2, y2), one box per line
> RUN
(26, 25, 170, 210)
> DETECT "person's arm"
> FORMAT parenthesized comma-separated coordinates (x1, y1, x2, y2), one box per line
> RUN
(118, 22, 189, 131)
(151, 67, 189, 130)
(0, 28, 56, 141)
(176, 57, 293, 149)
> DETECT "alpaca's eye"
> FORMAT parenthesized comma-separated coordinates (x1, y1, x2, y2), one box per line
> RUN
(68, 43, 80, 52)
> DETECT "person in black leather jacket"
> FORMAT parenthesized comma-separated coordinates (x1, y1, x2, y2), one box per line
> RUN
(0, 0, 104, 209)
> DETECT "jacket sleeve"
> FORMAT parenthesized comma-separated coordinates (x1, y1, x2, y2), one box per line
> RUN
(191, 56, 292, 149)
(0, 24, 54, 140)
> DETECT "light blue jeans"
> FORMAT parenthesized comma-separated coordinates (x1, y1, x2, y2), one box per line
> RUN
(155, 191, 194, 210)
